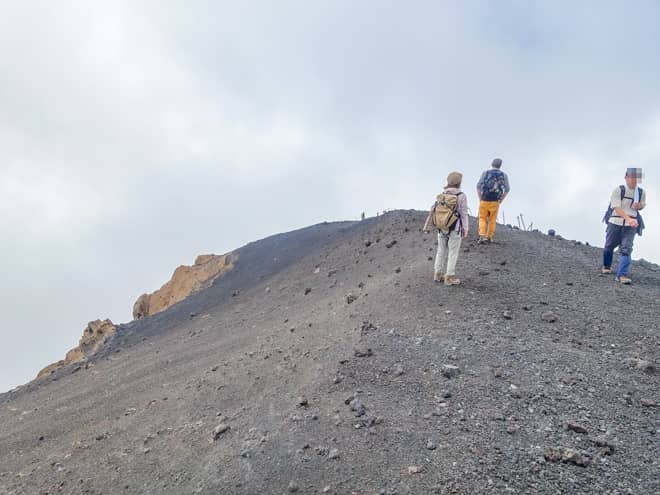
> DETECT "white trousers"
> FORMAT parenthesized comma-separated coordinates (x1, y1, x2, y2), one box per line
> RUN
(434, 230, 462, 276)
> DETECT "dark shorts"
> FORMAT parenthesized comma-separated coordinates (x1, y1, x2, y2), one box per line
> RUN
(604, 223, 636, 256)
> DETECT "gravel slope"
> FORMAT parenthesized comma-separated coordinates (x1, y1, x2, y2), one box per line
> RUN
(1, 210, 658, 495)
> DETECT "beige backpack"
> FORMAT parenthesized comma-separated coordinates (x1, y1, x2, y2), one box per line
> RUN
(432, 192, 462, 230)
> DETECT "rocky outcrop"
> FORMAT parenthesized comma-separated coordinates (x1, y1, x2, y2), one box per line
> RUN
(37, 319, 116, 379)
(132, 253, 236, 320)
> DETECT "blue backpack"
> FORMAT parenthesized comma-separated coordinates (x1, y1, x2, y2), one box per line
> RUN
(480, 169, 507, 201)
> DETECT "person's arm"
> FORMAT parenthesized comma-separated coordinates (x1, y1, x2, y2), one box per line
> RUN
(476, 172, 486, 201)
(614, 206, 638, 227)
(633, 189, 646, 210)
(459, 194, 469, 238)
(499, 173, 510, 203)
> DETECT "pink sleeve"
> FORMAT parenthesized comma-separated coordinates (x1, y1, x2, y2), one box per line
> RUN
(460, 194, 469, 233)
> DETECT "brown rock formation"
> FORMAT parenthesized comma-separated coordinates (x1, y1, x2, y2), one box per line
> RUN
(37, 319, 116, 379)
(132, 252, 236, 320)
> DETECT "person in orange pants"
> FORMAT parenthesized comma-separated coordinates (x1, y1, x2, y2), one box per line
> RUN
(476, 158, 510, 243)
(478, 200, 500, 240)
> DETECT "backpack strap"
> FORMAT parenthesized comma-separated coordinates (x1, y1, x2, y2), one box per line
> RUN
(454, 192, 464, 234)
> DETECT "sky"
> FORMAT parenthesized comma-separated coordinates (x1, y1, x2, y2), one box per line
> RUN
(1, 0, 659, 393)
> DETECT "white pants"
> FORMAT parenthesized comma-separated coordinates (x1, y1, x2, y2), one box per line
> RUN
(434, 229, 462, 276)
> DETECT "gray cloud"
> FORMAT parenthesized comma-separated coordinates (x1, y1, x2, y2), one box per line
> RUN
(1, 0, 659, 392)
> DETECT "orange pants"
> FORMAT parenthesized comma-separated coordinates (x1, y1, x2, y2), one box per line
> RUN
(478, 201, 500, 239)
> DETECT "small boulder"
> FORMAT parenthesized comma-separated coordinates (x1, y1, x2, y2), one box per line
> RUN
(441, 364, 461, 379)
(591, 437, 615, 455)
(354, 346, 373, 358)
(349, 399, 367, 417)
(213, 423, 230, 440)
(565, 422, 588, 434)
(544, 447, 590, 467)
(541, 311, 558, 323)
(624, 358, 655, 373)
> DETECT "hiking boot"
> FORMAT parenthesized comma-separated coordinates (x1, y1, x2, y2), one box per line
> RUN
(444, 275, 461, 286)
(601, 267, 613, 275)
(615, 275, 632, 285)
(477, 237, 488, 245)
(434, 272, 444, 283)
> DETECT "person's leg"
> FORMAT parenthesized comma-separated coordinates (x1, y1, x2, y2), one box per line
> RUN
(445, 230, 463, 276)
(478, 201, 488, 238)
(603, 224, 621, 269)
(487, 202, 500, 240)
(434, 231, 449, 275)
(617, 227, 636, 277)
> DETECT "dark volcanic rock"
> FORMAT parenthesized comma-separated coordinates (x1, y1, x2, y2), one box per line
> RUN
(565, 422, 588, 434)
(349, 399, 367, 417)
(1, 210, 658, 495)
(544, 447, 590, 467)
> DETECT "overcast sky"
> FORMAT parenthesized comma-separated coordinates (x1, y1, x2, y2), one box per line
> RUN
(1, 0, 658, 393)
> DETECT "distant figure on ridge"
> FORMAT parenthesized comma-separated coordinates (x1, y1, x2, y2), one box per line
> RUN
(361, 211, 366, 221)
(476, 158, 510, 244)
(423, 172, 469, 286)
(601, 167, 646, 284)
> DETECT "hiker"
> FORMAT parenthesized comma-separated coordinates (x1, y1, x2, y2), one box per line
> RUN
(423, 172, 469, 286)
(602, 168, 646, 284)
(476, 158, 510, 243)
